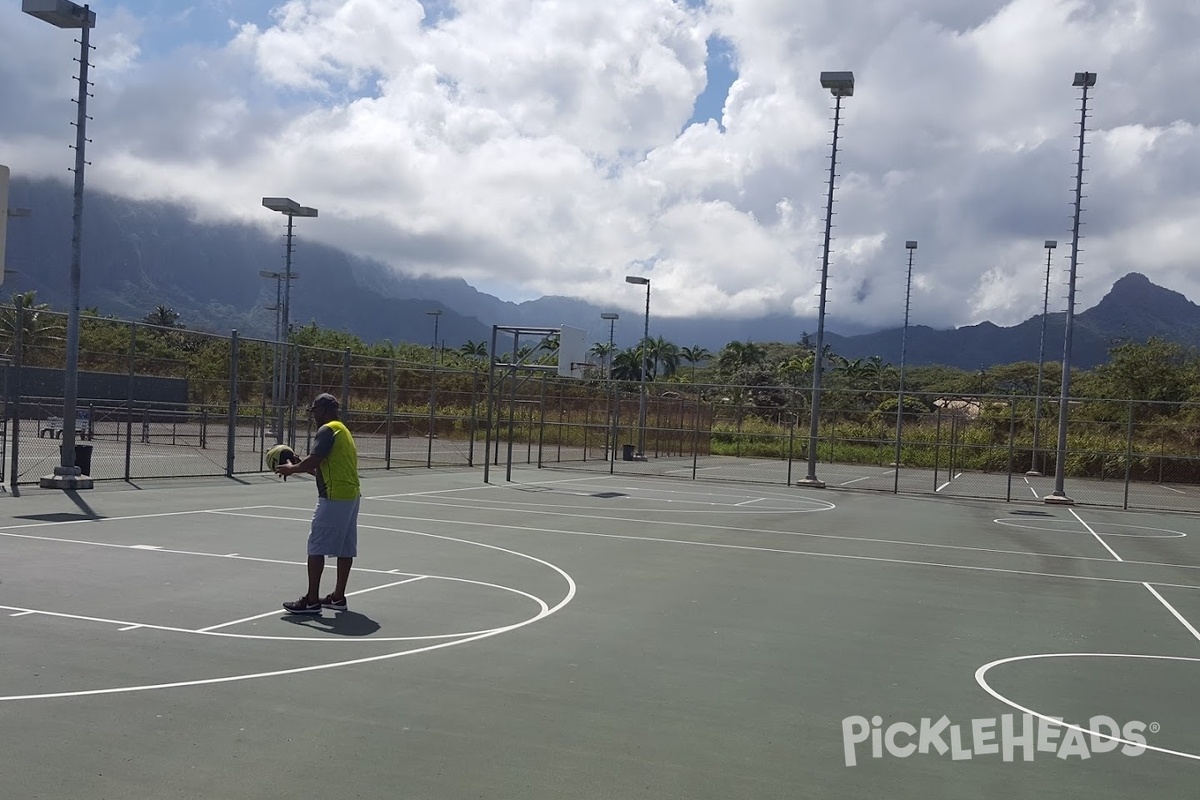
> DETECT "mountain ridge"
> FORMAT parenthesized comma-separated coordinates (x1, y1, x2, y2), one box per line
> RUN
(5, 177, 1197, 370)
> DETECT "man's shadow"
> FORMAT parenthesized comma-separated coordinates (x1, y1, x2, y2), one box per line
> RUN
(281, 610, 382, 637)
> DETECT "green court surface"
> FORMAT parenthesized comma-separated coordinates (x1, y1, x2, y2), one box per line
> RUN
(2, 467, 1198, 798)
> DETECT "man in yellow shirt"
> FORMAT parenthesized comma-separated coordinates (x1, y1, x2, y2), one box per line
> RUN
(276, 393, 361, 614)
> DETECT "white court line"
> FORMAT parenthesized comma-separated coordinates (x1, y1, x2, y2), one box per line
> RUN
(268, 501, 1200, 576)
(9, 610, 35, 617)
(366, 474, 601, 500)
(118, 625, 143, 632)
(329, 514, 1200, 592)
(196, 577, 427, 632)
(734, 498, 764, 507)
(839, 475, 876, 486)
(1158, 484, 1187, 495)
(0, 604, 198, 635)
(1028, 486, 1039, 498)
(935, 472, 962, 492)
(1070, 508, 1123, 562)
(0, 528, 577, 702)
(0, 506, 275, 533)
(975, 654, 1200, 763)
(1142, 583, 1200, 643)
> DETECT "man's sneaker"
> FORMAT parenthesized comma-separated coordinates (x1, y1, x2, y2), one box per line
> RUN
(282, 596, 322, 614)
(320, 594, 348, 611)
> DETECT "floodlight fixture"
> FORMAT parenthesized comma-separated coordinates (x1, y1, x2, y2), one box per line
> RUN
(625, 275, 649, 285)
(820, 71, 855, 96)
(600, 312, 619, 320)
(1045, 240, 1058, 249)
(22, 0, 95, 28)
(262, 197, 318, 218)
(1073, 72, 1097, 87)
(905, 240, 918, 250)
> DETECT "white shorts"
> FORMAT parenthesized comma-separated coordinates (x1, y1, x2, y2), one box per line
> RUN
(307, 497, 360, 558)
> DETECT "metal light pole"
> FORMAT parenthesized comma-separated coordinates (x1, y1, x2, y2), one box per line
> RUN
(893, 240, 917, 493)
(260, 269, 297, 439)
(26, 0, 96, 489)
(427, 309, 443, 363)
(1046, 72, 1096, 506)
(426, 309, 443, 456)
(800, 70, 854, 489)
(262, 197, 317, 446)
(625, 276, 650, 458)
(601, 311, 619, 459)
(1027, 240, 1057, 477)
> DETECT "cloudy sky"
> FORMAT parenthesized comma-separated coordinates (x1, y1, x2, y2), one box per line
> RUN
(2, 0, 1197, 332)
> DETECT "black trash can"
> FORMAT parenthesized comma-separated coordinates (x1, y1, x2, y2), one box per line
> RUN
(622, 444, 636, 461)
(74, 444, 94, 476)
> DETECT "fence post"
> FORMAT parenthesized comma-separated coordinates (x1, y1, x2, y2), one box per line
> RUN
(385, 361, 395, 470)
(1123, 401, 1134, 510)
(787, 390, 796, 486)
(341, 348, 351, 411)
(468, 369, 479, 467)
(1007, 395, 1016, 501)
(226, 331, 239, 477)
(541, 374, 550, 467)
(9, 306, 23, 488)
(692, 394, 702, 480)
(933, 407, 942, 490)
(124, 323, 135, 480)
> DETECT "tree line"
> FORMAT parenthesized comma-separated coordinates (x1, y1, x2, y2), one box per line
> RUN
(4, 291, 1198, 421)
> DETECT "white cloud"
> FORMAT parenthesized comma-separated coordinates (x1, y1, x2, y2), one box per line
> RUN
(3, 0, 1200, 333)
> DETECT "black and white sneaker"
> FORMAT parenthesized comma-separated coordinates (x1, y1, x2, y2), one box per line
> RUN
(282, 596, 322, 614)
(320, 594, 347, 611)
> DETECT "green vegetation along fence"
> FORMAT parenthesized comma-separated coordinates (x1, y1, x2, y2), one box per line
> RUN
(7, 312, 1200, 513)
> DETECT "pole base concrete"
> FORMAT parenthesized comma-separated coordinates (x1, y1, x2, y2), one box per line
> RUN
(1042, 493, 1074, 505)
(39, 473, 95, 490)
(796, 478, 827, 489)
(1025, 470, 1044, 477)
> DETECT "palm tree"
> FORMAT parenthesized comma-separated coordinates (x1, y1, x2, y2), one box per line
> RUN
(459, 340, 487, 361)
(143, 304, 183, 329)
(680, 345, 712, 383)
(717, 340, 766, 375)
(590, 341, 615, 375)
(649, 336, 680, 380)
(611, 347, 643, 381)
(0, 290, 65, 362)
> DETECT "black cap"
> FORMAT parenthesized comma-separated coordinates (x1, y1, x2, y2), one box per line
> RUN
(310, 393, 339, 411)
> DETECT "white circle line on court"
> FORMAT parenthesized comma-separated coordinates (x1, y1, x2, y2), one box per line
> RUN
(974, 652, 1200, 761)
(0, 527, 576, 702)
(994, 519, 1188, 539)
(2, 574, 548, 644)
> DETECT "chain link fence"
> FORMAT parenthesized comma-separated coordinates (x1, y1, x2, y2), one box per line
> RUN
(6, 312, 1200, 513)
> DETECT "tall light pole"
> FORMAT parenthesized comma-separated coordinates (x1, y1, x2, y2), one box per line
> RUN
(799, 70, 855, 489)
(426, 309, 443, 363)
(262, 197, 317, 446)
(601, 312, 619, 459)
(26, 0, 96, 489)
(1027, 239, 1057, 477)
(893, 240, 917, 493)
(625, 276, 650, 458)
(1045, 72, 1096, 506)
(259, 269, 297, 439)
(426, 309, 443, 453)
